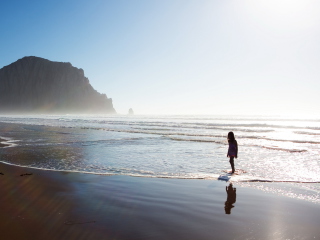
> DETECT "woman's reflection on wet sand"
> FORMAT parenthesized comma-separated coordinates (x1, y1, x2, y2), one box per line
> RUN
(225, 183, 236, 214)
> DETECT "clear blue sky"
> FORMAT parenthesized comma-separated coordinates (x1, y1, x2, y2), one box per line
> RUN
(1, 0, 319, 116)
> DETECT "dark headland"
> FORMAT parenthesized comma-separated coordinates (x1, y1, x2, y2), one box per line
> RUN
(0, 56, 116, 114)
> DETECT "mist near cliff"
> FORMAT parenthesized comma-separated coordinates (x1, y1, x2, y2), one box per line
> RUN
(0, 56, 116, 114)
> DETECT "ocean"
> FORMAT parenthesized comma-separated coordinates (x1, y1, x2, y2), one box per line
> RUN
(0, 114, 319, 203)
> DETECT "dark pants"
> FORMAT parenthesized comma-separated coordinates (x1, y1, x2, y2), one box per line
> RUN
(229, 157, 235, 173)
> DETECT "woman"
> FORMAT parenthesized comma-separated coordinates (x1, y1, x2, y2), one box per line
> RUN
(227, 132, 238, 173)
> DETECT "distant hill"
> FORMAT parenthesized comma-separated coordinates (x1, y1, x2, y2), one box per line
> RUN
(0, 56, 116, 114)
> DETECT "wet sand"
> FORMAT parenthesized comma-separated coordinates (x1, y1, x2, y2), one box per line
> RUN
(0, 162, 319, 240)
(0, 138, 8, 147)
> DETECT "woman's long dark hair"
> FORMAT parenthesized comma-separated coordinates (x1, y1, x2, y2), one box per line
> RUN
(228, 132, 235, 143)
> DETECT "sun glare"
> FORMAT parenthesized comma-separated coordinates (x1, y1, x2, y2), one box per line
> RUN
(245, 0, 317, 30)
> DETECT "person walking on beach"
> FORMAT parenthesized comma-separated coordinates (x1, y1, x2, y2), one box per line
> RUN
(227, 132, 238, 173)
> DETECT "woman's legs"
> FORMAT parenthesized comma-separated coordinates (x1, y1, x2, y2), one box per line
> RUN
(229, 156, 235, 173)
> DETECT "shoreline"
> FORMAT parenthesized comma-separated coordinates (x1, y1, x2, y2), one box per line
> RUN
(0, 137, 9, 147)
(0, 162, 320, 239)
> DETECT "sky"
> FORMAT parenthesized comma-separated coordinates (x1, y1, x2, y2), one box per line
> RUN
(0, 0, 319, 116)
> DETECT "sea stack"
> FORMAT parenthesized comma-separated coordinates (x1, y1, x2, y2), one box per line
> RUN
(0, 56, 116, 114)
(128, 108, 134, 115)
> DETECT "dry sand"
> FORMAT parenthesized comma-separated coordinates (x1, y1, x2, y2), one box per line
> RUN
(0, 162, 320, 239)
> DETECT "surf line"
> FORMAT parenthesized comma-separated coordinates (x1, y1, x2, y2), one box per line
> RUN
(238, 179, 320, 183)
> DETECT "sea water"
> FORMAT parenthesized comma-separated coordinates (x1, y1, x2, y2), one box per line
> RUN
(0, 115, 319, 203)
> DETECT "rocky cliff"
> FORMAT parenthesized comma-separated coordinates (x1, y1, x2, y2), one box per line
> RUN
(0, 56, 116, 114)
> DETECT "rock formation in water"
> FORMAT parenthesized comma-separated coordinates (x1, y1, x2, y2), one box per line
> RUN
(0, 56, 116, 114)
(128, 108, 134, 115)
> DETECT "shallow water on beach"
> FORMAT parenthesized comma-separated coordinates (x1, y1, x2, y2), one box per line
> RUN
(0, 114, 319, 202)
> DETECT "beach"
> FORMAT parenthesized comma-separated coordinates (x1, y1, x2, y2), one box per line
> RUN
(0, 116, 320, 239)
(1, 0, 320, 238)
(1, 162, 320, 240)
